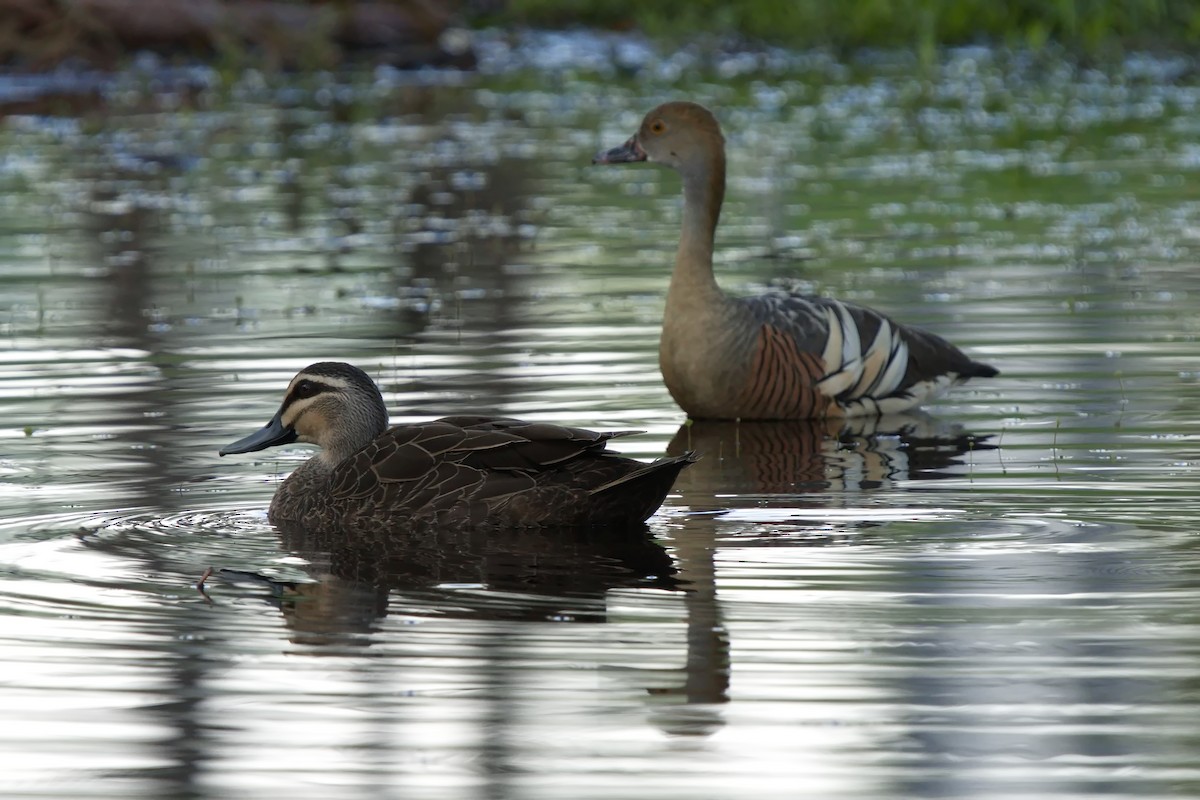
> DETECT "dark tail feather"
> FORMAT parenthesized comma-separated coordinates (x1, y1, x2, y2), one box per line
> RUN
(593, 452, 698, 525)
(966, 360, 999, 379)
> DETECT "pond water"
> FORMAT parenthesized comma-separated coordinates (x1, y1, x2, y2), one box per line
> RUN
(1, 34, 1199, 799)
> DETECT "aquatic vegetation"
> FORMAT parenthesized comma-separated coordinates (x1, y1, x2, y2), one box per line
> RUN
(499, 0, 1200, 54)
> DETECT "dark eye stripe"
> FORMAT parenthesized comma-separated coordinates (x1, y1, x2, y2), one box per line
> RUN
(289, 379, 327, 402)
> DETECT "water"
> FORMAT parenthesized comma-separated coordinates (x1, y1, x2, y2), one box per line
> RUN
(2, 37, 1199, 799)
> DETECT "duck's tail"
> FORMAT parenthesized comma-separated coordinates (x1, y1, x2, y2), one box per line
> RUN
(964, 360, 1000, 379)
(592, 452, 699, 525)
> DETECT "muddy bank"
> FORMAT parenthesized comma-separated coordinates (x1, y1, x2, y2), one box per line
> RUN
(0, 0, 473, 69)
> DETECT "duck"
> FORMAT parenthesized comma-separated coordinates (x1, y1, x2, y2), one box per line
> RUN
(220, 362, 696, 531)
(593, 101, 998, 419)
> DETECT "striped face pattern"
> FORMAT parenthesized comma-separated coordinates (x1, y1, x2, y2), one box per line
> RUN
(278, 371, 348, 443)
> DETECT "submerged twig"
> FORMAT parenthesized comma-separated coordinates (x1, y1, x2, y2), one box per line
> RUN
(195, 566, 215, 602)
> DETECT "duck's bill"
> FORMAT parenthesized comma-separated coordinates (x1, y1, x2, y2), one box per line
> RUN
(219, 411, 297, 456)
(592, 136, 647, 164)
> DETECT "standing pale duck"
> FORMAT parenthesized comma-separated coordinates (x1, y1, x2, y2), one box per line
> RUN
(593, 101, 998, 419)
(221, 362, 695, 531)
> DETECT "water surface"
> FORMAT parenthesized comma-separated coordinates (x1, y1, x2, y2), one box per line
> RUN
(1, 36, 1199, 799)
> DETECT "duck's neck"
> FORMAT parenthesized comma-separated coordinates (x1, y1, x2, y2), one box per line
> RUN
(298, 449, 343, 482)
(283, 445, 347, 495)
(320, 413, 386, 469)
(272, 451, 334, 521)
(668, 151, 726, 308)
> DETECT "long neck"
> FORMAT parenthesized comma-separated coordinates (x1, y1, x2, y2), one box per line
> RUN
(669, 149, 726, 306)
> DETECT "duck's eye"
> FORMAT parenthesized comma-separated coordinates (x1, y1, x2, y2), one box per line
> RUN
(649, 120, 666, 134)
(293, 380, 320, 399)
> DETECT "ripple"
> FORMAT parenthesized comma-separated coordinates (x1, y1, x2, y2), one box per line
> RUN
(100, 505, 271, 537)
(717, 505, 964, 524)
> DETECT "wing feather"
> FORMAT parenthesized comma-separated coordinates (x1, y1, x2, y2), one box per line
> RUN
(739, 292, 990, 416)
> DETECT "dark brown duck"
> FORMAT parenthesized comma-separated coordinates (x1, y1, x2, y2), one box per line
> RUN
(220, 362, 695, 531)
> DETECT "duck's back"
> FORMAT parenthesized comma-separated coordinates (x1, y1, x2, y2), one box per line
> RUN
(662, 290, 997, 420)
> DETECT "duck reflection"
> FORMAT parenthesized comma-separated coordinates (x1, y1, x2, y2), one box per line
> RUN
(667, 414, 993, 504)
(210, 513, 735, 739)
(643, 513, 730, 738)
(245, 520, 678, 644)
(636, 414, 992, 738)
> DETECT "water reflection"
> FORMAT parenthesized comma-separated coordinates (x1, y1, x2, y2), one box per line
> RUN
(635, 416, 990, 740)
(667, 415, 992, 502)
(220, 521, 678, 637)
(648, 514, 730, 738)
(207, 505, 732, 741)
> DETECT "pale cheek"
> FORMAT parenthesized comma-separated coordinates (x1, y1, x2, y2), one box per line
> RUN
(294, 418, 321, 444)
(289, 411, 318, 444)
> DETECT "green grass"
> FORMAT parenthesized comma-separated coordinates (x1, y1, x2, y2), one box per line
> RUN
(490, 0, 1200, 54)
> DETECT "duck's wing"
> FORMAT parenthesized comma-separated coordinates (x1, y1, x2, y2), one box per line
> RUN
(433, 416, 635, 465)
(742, 292, 997, 415)
(327, 418, 635, 518)
(441, 416, 695, 525)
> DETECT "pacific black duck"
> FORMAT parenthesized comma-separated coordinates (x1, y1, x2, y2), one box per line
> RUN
(220, 362, 696, 531)
(593, 101, 997, 419)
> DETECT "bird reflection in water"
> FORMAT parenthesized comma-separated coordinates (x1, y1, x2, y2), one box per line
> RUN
(635, 414, 993, 738)
(667, 413, 993, 504)
(203, 520, 679, 643)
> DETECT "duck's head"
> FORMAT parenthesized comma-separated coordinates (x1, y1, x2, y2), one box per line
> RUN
(593, 101, 725, 174)
(220, 362, 388, 461)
